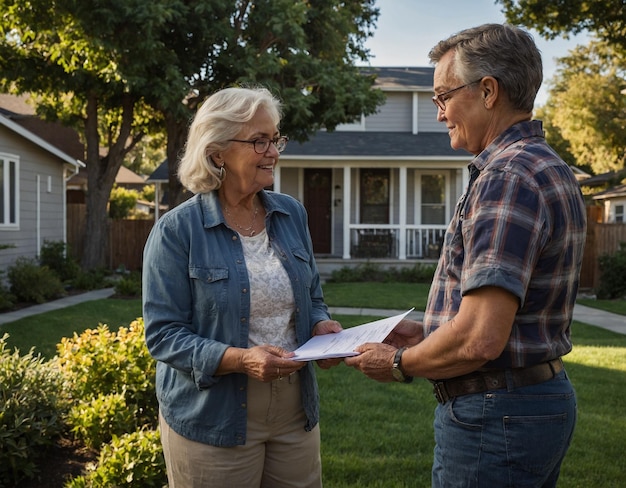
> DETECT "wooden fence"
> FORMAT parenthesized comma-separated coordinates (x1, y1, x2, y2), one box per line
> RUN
(67, 204, 626, 289)
(578, 206, 626, 290)
(67, 204, 154, 271)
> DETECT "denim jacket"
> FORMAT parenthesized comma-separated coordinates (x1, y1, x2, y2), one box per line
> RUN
(142, 190, 330, 446)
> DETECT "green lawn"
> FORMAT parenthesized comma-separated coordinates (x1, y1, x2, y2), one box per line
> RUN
(1, 283, 624, 487)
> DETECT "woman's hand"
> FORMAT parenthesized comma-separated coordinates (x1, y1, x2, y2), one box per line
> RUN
(312, 319, 344, 369)
(239, 345, 305, 382)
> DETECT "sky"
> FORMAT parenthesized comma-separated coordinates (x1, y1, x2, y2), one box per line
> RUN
(364, 0, 591, 106)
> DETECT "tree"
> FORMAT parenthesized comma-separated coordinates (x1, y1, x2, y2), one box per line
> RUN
(540, 42, 626, 174)
(0, 0, 385, 268)
(0, 0, 168, 269)
(154, 0, 385, 206)
(497, 0, 626, 52)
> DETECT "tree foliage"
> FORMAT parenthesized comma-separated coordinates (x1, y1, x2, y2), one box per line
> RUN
(0, 0, 384, 267)
(497, 0, 626, 52)
(541, 41, 626, 174)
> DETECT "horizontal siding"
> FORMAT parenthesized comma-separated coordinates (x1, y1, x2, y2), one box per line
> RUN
(0, 127, 67, 272)
(365, 93, 412, 132)
(417, 93, 446, 132)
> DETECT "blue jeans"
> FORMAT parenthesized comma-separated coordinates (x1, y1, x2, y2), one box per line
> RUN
(432, 370, 576, 488)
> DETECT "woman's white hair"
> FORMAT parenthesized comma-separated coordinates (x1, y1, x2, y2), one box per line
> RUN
(178, 86, 282, 194)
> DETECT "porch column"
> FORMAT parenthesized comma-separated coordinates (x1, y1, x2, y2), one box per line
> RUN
(343, 166, 351, 259)
(398, 166, 407, 259)
(273, 166, 281, 193)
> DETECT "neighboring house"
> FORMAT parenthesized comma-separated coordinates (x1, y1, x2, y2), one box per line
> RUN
(592, 184, 626, 223)
(0, 108, 83, 271)
(67, 165, 148, 204)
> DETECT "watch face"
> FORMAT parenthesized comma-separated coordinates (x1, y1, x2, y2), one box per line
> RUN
(391, 367, 405, 382)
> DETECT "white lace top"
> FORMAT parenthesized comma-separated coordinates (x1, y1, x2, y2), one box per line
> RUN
(240, 229, 297, 351)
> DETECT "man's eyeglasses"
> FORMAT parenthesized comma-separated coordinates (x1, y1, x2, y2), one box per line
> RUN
(432, 79, 482, 111)
(228, 136, 289, 154)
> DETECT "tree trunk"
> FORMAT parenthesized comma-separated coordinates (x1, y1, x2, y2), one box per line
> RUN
(165, 111, 191, 209)
(80, 94, 139, 269)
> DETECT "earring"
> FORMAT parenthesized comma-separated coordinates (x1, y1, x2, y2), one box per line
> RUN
(218, 165, 225, 180)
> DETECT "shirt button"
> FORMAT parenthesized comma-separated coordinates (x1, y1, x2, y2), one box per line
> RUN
(232, 235, 238, 241)
(242, 288, 248, 293)
(241, 403, 246, 409)
(241, 317, 246, 323)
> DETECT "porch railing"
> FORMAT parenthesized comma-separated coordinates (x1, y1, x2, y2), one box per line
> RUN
(349, 225, 447, 259)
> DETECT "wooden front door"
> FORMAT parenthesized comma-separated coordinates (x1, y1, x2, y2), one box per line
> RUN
(303, 168, 332, 254)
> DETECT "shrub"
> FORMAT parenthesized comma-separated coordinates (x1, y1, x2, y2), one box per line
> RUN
(114, 271, 141, 297)
(39, 240, 80, 282)
(328, 262, 436, 283)
(7, 257, 65, 303)
(72, 268, 110, 291)
(0, 334, 66, 487)
(55, 319, 158, 449)
(596, 242, 626, 299)
(109, 185, 139, 220)
(0, 270, 16, 311)
(67, 392, 137, 449)
(65, 429, 166, 488)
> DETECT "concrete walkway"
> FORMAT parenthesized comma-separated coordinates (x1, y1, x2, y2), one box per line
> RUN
(0, 288, 624, 336)
(328, 303, 626, 336)
(0, 288, 116, 325)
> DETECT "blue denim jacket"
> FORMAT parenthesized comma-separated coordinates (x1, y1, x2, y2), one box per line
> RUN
(142, 190, 330, 447)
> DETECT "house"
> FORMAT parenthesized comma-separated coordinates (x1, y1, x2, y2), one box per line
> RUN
(0, 106, 83, 271)
(580, 169, 626, 223)
(592, 184, 626, 223)
(147, 67, 473, 266)
(278, 67, 472, 262)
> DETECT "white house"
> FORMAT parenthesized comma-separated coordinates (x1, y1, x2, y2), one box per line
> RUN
(592, 184, 626, 223)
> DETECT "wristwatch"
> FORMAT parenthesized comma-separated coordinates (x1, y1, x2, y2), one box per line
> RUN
(391, 347, 413, 383)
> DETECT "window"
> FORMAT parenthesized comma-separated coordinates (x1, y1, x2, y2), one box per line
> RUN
(360, 169, 389, 224)
(615, 204, 624, 223)
(421, 174, 445, 224)
(0, 155, 19, 227)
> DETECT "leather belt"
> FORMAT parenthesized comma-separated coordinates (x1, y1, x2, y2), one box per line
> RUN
(430, 358, 564, 404)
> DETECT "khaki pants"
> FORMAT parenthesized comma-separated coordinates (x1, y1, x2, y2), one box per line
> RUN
(160, 373, 322, 488)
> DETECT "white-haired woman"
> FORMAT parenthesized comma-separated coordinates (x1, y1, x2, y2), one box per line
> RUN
(143, 86, 342, 487)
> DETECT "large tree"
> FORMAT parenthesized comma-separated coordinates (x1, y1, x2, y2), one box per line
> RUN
(543, 41, 625, 174)
(0, 0, 384, 268)
(497, 0, 626, 52)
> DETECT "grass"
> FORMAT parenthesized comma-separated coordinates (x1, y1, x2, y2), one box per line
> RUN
(1, 298, 142, 358)
(0, 282, 624, 486)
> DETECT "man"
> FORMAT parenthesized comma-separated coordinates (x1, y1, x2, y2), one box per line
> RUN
(345, 23, 586, 487)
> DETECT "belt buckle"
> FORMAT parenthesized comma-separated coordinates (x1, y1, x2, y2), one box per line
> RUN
(432, 381, 450, 404)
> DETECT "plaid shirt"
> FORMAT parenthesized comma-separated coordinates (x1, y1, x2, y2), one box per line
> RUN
(424, 120, 587, 369)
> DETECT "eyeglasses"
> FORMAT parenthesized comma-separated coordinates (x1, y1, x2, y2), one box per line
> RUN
(228, 136, 289, 154)
(432, 78, 483, 111)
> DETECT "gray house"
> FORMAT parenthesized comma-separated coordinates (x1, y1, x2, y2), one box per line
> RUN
(148, 67, 473, 265)
(0, 106, 83, 271)
(278, 67, 472, 261)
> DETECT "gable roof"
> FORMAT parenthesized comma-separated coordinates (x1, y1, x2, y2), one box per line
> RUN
(364, 66, 436, 91)
(0, 94, 85, 163)
(592, 184, 626, 200)
(0, 112, 82, 168)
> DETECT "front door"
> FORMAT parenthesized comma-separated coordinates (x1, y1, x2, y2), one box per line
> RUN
(303, 168, 332, 254)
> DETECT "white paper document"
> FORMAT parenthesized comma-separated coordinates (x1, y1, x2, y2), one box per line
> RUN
(292, 309, 414, 362)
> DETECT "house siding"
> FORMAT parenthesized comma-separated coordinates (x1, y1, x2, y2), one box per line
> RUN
(365, 92, 412, 132)
(0, 126, 66, 271)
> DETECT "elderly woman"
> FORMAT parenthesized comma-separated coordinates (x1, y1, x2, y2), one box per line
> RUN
(345, 24, 586, 487)
(142, 86, 342, 488)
